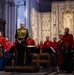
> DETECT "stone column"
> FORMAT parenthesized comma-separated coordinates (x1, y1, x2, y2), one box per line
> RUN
(26, 0, 30, 33)
(5, 0, 16, 43)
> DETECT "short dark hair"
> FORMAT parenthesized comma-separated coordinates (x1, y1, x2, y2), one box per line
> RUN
(0, 31, 3, 35)
(65, 27, 69, 31)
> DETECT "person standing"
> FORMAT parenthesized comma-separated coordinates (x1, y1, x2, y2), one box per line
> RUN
(15, 22, 28, 66)
(72, 37, 74, 71)
(61, 27, 73, 73)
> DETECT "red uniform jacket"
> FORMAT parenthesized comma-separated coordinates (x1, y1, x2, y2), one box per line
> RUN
(57, 40, 61, 50)
(61, 34, 73, 46)
(44, 40, 52, 48)
(51, 42, 58, 52)
(0, 37, 6, 46)
(72, 40, 74, 49)
(26, 39, 36, 46)
(4, 41, 12, 51)
(13, 41, 17, 47)
(38, 44, 45, 49)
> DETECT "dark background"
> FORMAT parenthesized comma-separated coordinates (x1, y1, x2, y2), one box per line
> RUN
(38, 0, 74, 12)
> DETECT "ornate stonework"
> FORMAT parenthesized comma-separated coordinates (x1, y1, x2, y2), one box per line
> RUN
(30, 8, 38, 44)
(51, 1, 74, 35)
(30, 8, 51, 44)
(39, 13, 51, 43)
(30, 1, 74, 44)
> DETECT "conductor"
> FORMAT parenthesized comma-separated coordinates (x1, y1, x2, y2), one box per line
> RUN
(15, 22, 28, 66)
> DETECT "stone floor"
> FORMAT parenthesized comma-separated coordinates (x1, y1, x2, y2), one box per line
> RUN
(0, 71, 73, 75)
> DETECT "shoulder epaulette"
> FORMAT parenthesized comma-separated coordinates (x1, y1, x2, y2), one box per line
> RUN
(17, 28, 21, 30)
(24, 28, 28, 31)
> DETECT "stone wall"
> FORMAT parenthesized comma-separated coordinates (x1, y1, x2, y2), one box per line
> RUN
(30, 1, 74, 44)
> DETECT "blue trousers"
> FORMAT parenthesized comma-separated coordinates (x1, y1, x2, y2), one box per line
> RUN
(0, 48, 5, 70)
(5, 52, 12, 66)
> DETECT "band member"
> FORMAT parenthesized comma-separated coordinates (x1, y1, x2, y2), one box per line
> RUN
(44, 36, 52, 49)
(4, 36, 12, 66)
(38, 41, 45, 49)
(72, 37, 74, 71)
(55, 35, 64, 72)
(37, 41, 45, 54)
(51, 37, 60, 72)
(38, 41, 46, 68)
(61, 27, 73, 73)
(51, 37, 58, 52)
(72, 37, 74, 50)
(26, 34, 36, 66)
(44, 36, 54, 70)
(26, 34, 36, 46)
(57, 34, 63, 48)
(0, 31, 6, 70)
(50, 37, 58, 71)
(13, 40, 17, 47)
(5, 36, 12, 52)
(9, 41, 17, 66)
(15, 22, 28, 66)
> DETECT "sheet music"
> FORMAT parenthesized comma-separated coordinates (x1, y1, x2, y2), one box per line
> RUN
(50, 47, 56, 53)
(27, 45, 36, 47)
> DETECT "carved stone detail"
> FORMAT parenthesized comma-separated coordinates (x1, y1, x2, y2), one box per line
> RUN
(30, 8, 51, 43)
(52, 1, 74, 39)
(30, 1, 74, 43)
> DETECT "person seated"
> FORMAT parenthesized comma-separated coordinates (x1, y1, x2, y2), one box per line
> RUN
(26, 34, 36, 46)
(0, 31, 6, 70)
(44, 36, 52, 53)
(44, 36, 56, 71)
(4, 36, 12, 66)
(38, 41, 45, 49)
(26, 34, 36, 66)
(51, 37, 58, 71)
(9, 40, 17, 66)
(13, 40, 17, 47)
(57, 34, 62, 44)
(5, 36, 12, 52)
(38, 41, 47, 68)
(38, 41, 45, 53)
(26, 34, 36, 52)
(51, 37, 58, 53)
(0, 31, 6, 47)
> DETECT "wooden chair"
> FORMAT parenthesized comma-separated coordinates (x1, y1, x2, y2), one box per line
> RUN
(32, 53, 50, 69)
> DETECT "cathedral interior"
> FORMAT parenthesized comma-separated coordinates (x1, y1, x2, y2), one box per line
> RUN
(0, 0, 74, 75)
(0, 0, 74, 43)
